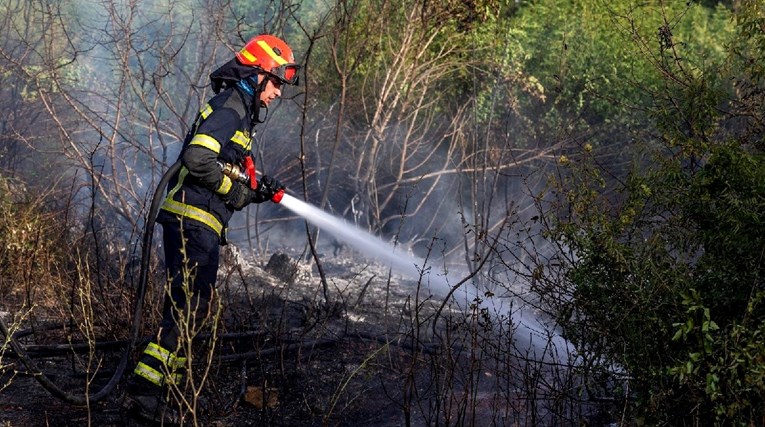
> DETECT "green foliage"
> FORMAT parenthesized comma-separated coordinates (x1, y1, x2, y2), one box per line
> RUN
(544, 7, 765, 422)
(492, 1, 735, 148)
(730, 0, 765, 84)
(726, 0, 765, 150)
(508, 0, 653, 133)
(553, 139, 765, 425)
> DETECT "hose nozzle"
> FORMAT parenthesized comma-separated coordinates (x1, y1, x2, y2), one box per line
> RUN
(272, 189, 285, 203)
(219, 161, 285, 203)
(218, 161, 250, 186)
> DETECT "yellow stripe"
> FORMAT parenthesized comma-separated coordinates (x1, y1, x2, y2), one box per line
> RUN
(143, 343, 187, 371)
(162, 166, 223, 235)
(167, 373, 183, 385)
(239, 48, 256, 63)
(134, 362, 164, 386)
(200, 103, 213, 119)
(168, 166, 188, 198)
(216, 176, 233, 195)
(256, 40, 288, 65)
(230, 130, 250, 149)
(144, 342, 173, 363)
(173, 356, 187, 370)
(161, 199, 223, 236)
(189, 134, 221, 153)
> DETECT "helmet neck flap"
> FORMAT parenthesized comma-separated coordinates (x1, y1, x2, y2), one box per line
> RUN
(209, 59, 268, 126)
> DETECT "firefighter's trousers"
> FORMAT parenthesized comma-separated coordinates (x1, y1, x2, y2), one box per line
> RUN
(130, 221, 220, 393)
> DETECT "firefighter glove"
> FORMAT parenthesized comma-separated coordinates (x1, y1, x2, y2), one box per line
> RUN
(253, 175, 284, 203)
(222, 182, 252, 210)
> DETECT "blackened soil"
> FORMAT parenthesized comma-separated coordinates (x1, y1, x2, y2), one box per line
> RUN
(0, 251, 445, 427)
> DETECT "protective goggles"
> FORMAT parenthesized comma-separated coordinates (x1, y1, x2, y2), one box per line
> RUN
(269, 63, 300, 86)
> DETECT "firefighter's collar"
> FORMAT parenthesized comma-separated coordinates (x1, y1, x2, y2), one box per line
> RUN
(237, 78, 255, 96)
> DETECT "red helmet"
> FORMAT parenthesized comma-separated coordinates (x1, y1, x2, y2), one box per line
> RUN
(236, 34, 300, 85)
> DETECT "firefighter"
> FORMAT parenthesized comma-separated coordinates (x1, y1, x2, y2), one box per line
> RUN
(123, 34, 299, 424)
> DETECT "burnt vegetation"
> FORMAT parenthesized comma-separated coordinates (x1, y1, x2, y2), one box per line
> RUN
(1, 0, 764, 426)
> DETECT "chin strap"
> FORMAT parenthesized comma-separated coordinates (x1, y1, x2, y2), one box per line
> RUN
(236, 75, 270, 125)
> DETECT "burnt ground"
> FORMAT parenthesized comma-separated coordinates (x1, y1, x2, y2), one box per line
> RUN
(0, 245, 607, 427)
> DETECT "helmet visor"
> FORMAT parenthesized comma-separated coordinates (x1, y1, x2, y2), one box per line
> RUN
(271, 63, 300, 85)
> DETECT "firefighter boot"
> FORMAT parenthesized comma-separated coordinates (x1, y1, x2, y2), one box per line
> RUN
(122, 383, 180, 426)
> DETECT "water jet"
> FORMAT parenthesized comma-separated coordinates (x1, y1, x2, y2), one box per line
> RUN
(279, 194, 572, 361)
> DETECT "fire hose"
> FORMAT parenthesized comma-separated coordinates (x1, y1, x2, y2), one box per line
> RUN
(0, 159, 279, 404)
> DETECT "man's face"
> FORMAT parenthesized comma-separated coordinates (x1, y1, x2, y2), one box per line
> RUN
(258, 74, 282, 107)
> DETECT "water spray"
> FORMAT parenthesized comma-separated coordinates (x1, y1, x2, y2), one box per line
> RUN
(278, 193, 572, 361)
(280, 194, 428, 285)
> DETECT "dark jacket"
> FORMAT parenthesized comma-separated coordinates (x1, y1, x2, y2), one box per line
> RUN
(156, 86, 255, 239)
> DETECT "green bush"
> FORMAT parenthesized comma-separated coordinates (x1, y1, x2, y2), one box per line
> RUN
(551, 142, 765, 425)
